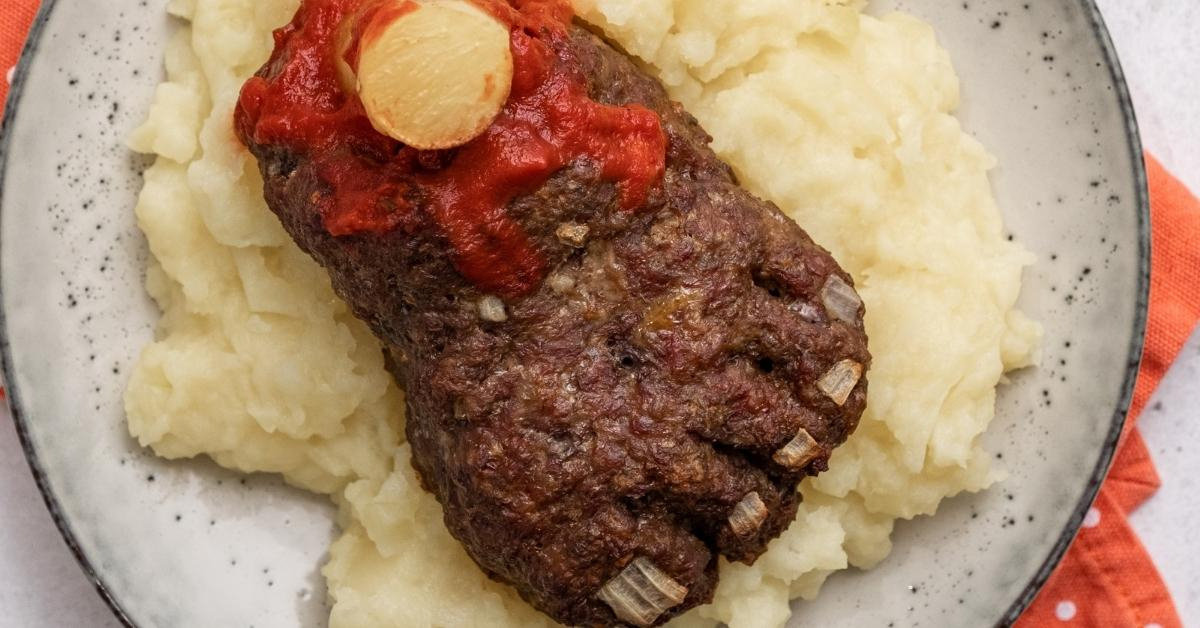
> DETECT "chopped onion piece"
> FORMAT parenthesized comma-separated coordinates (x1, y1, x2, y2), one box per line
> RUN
(821, 274, 862, 324)
(773, 428, 820, 469)
(546, 273, 576, 294)
(817, 359, 863, 406)
(597, 557, 688, 627)
(790, 300, 822, 323)
(478, 295, 508, 322)
(728, 491, 768, 537)
(556, 222, 590, 248)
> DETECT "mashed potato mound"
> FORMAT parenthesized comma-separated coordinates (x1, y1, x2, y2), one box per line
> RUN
(126, 0, 1040, 626)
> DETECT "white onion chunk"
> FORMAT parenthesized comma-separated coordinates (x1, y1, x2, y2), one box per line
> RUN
(773, 428, 821, 469)
(597, 557, 688, 626)
(821, 274, 862, 325)
(817, 359, 863, 406)
(728, 491, 768, 537)
(478, 295, 508, 322)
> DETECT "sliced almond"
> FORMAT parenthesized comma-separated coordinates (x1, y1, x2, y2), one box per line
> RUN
(773, 428, 821, 469)
(356, 0, 513, 149)
(817, 359, 863, 406)
(728, 491, 768, 537)
(597, 557, 688, 627)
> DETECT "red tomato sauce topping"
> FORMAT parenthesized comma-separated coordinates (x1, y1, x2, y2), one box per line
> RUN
(234, 0, 667, 298)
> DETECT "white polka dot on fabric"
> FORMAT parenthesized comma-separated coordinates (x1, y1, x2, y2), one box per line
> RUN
(5, 66, 14, 85)
(1145, 624, 1163, 628)
(1055, 600, 1077, 621)
(1082, 507, 1101, 528)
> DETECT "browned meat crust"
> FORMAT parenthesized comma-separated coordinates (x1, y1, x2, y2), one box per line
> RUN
(241, 23, 869, 628)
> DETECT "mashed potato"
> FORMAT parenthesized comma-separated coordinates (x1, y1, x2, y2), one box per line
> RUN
(126, 0, 1040, 626)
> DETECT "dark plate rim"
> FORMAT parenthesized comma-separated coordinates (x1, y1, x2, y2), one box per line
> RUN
(0, 1, 1149, 627)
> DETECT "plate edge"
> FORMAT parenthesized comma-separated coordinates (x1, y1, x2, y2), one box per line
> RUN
(994, 0, 1152, 625)
(0, 1, 1153, 627)
(0, 0, 137, 626)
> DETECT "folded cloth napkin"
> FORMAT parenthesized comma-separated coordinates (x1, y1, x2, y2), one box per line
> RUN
(0, 4, 1194, 627)
(0, 3, 35, 95)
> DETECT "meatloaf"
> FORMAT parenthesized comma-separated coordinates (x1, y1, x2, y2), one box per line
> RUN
(236, 5, 871, 626)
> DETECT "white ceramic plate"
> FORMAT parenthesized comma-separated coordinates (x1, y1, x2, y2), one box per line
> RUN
(0, 0, 1148, 626)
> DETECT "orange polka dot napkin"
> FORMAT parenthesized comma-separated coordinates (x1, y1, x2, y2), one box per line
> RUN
(0, 1, 35, 105)
(0, 4, 1195, 627)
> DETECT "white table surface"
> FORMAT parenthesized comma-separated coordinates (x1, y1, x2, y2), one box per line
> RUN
(1, 2, 1197, 627)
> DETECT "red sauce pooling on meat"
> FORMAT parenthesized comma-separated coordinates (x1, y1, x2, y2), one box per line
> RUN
(234, 0, 667, 298)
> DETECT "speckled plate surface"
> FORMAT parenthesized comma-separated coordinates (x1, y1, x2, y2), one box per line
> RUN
(0, 1, 1147, 627)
